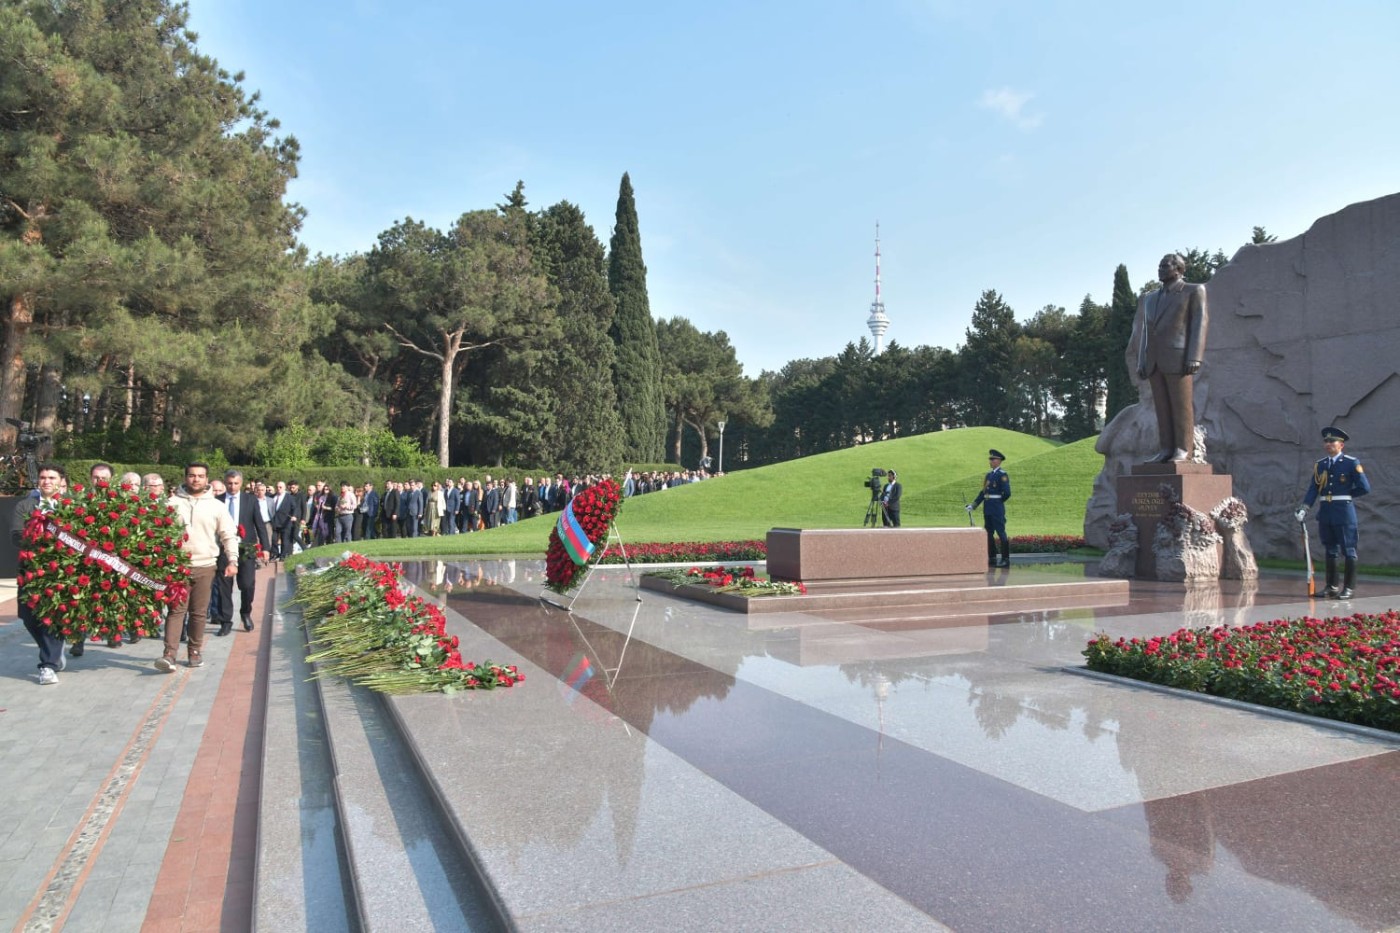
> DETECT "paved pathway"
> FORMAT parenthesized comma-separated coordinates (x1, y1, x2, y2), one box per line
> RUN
(0, 565, 275, 933)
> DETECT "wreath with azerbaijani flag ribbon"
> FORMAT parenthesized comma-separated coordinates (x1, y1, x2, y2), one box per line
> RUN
(544, 477, 621, 594)
(17, 482, 192, 644)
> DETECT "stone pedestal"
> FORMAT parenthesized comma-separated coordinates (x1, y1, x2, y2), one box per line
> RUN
(1116, 463, 1233, 580)
(766, 527, 986, 587)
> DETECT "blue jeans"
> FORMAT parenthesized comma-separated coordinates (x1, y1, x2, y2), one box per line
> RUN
(20, 597, 64, 670)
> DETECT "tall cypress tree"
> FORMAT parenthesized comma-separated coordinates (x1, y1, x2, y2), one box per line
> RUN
(1105, 264, 1137, 421)
(607, 173, 665, 462)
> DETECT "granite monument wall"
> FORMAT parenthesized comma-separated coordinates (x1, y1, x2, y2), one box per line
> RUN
(1088, 192, 1400, 566)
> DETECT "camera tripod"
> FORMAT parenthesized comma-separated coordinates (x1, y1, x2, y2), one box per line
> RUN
(863, 491, 884, 527)
(1, 418, 43, 494)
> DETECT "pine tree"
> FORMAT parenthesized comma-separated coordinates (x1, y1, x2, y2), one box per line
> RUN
(1104, 264, 1137, 421)
(534, 201, 624, 471)
(0, 0, 314, 456)
(958, 290, 1019, 428)
(607, 173, 666, 462)
(368, 210, 554, 467)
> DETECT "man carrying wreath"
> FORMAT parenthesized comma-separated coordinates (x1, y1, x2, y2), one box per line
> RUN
(11, 463, 67, 685)
(157, 462, 238, 671)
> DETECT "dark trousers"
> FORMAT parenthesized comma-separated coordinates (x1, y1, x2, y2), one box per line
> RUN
(985, 519, 1009, 561)
(20, 597, 64, 670)
(216, 555, 258, 623)
(277, 522, 298, 558)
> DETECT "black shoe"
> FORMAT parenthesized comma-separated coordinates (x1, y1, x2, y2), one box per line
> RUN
(1338, 588, 1354, 599)
(996, 558, 1010, 568)
(70, 640, 85, 657)
(1322, 586, 1338, 598)
(242, 616, 254, 632)
(129, 633, 142, 644)
(216, 621, 233, 637)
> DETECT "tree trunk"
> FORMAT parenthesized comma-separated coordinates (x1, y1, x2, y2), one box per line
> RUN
(437, 341, 458, 468)
(34, 362, 62, 458)
(359, 357, 380, 431)
(0, 292, 34, 449)
(123, 362, 135, 430)
(670, 408, 683, 464)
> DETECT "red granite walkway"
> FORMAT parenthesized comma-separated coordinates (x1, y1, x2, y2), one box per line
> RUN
(141, 566, 276, 933)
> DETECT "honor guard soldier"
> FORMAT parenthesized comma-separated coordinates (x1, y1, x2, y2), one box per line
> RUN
(967, 449, 1012, 567)
(1295, 427, 1370, 598)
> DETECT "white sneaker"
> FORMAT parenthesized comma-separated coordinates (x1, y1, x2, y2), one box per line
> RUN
(38, 667, 59, 686)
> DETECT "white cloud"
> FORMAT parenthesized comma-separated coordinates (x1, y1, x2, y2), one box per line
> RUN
(978, 87, 1044, 130)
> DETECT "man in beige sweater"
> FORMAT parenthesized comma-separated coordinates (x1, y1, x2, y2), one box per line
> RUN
(157, 462, 238, 671)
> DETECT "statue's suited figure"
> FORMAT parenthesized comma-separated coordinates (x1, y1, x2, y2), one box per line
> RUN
(1134, 253, 1209, 462)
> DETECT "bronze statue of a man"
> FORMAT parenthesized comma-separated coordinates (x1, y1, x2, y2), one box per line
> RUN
(1134, 253, 1209, 462)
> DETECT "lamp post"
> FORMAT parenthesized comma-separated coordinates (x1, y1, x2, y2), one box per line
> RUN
(716, 419, 727, 475)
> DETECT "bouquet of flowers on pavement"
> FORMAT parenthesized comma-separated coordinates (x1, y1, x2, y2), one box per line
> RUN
(292, 552, 523, 695)
(16, 482, 192, 644)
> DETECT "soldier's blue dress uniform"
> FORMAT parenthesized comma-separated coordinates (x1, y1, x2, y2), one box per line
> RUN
(1300, 427, 1370, 598)
(970, 449, 1012, 567)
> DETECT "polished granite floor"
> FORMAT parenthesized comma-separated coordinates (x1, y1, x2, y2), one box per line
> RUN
(397, 559, 1400, 932)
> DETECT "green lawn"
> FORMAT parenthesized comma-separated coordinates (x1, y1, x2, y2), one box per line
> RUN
(291, 427, 1102, 564)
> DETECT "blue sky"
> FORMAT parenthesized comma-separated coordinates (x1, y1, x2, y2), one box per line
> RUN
(186, 0, 1399, 376)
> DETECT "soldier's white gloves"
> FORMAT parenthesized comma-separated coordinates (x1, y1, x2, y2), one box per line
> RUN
(1294, 507, 1307, 523)
(965, 504, 975, 513)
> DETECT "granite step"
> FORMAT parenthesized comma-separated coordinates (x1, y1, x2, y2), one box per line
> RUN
(253, 588, 358, 933)
(272, 587, 505, 932)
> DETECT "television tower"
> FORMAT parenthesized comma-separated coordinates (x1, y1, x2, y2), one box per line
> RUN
(867, 223, 890, 353)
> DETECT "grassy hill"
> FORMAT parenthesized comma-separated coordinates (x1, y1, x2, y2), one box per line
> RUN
(300, 427, 1104, 560)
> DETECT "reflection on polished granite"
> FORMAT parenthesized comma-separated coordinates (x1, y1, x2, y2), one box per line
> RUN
(397, 558, 1400, 931)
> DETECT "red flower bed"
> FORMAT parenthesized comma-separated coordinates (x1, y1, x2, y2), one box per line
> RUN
(544, 478, 622, 594)
(597, 540, 767, 564)
(1013, 534, 1087, 553)
(1085, 611, 1400, 732)
(596, 535, 1081, 565)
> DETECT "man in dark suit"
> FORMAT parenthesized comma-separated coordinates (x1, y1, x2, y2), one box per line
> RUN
(1134, 252, 1209, 463)
(483, 480, 501, 528)
(270, 480, 296, 559)
(443, 480, 460, 535)
(880, 469, 902, 527)
(381, 481, 400, 538)
(462, 481, 479, 532)
(405, 480, 424, 538)
(216, 469, 270, 635)
(359, 481, 380, 540)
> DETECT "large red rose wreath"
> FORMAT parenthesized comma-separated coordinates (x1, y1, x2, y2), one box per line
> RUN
(17, 482, 192, 644)
(544, 478, 621, 594)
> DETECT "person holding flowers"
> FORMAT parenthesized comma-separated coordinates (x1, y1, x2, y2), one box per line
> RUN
(157, 462, 238, 671)
(11, 462, 67, 684)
